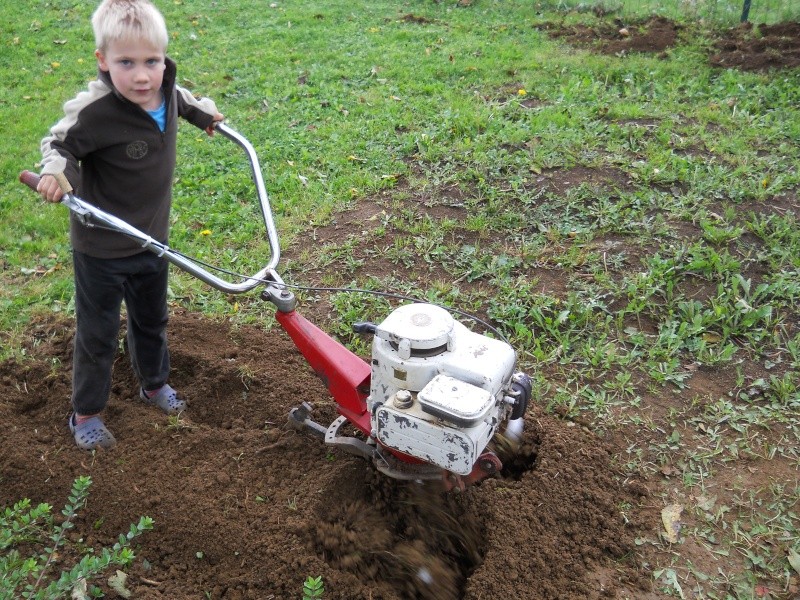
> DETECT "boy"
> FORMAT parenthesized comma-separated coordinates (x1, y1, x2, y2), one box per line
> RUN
(36, 0, 224, 450)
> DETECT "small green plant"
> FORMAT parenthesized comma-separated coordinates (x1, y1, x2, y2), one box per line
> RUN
(302, 575, 324, 600)
(164, 413, 194, 432)
(0, 475, 153, 600)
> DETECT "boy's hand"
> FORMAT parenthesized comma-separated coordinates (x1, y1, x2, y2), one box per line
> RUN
(37, 174, 65, 203)
(205, 113, 225, 136)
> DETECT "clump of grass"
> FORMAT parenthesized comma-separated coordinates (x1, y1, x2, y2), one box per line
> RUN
(160, 413, 196, 434)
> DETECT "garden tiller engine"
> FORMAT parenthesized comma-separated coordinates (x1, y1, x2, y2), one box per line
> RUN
(20, 124, 531, 489)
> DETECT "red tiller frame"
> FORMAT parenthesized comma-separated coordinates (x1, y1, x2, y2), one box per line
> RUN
(275, 309, 372, 433)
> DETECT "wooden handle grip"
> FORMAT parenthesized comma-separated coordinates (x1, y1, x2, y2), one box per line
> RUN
(54, 172, 73, 193)
(19, 170, 73, 194)
(19, 170, 41, 191)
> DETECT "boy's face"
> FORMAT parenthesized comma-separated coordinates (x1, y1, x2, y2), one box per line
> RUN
(96, 39, 166, 111)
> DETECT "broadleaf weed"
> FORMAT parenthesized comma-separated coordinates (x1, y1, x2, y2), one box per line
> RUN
(0, 476, 152, 600)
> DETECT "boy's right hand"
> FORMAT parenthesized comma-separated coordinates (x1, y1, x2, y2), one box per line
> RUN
(37, 174, 65, 203)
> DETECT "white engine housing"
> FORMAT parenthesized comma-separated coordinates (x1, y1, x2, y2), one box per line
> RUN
(368, 303, 517, 475)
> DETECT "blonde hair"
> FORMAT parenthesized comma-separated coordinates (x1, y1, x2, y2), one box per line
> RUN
(92, 0, 168, 52)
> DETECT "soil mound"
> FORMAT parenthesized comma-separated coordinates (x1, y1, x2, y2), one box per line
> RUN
(542, 17, 800, 70)
(710, 21, 800, 70)
(542, 16, 680, 56)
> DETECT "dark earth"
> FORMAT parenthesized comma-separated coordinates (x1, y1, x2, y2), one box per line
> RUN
(2, 17, 799, 600)
(1, 310, 656, 599)
(544, 16, 800, 71)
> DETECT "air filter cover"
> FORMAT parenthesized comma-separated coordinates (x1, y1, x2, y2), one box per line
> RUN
(374, 303, 454, 352)
(417, 374, 494, 427)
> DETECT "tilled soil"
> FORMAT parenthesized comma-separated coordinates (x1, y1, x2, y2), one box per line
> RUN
(1, 310, 656, 599)
(543, 16, 800, 71)
(710, 22, 800, 71)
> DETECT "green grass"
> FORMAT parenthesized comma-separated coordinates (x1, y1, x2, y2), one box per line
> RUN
(2, 0, 800, 597)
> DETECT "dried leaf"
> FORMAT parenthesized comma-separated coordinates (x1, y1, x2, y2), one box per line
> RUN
(660, 464, 679, 477)
(661, 503, 683, 543)
(71, 579, 90, 600)
(788, 547, 800, 576)
(695, 494, 716, 512)
(108, 570, 132, 599)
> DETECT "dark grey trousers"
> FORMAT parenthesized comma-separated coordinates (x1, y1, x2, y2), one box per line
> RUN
(71, 250, 170, 416)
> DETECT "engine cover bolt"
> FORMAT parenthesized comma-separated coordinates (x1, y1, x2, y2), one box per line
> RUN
(394, 389, 413, 409)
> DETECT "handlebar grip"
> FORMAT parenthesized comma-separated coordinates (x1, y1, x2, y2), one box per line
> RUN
(19, 170, 73, 194)
(19, 170, 41, 191)
(55, 173, 73, 193)
(352, 321, 378, 335)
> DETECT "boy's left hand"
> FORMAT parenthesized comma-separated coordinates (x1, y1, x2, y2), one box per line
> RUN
(205, 113, 224, 136)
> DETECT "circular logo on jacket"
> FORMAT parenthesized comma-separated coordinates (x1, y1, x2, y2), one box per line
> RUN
(126, 141, 149, 159)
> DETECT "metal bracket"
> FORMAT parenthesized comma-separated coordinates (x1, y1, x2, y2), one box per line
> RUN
(261, 284, 297, 313)
(442, 451, 503, 492)
(287, 403, 375, 460)
(61, 196, 94, 225)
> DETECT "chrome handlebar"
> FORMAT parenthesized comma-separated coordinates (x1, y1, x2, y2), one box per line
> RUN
(27, 123, 284, 295)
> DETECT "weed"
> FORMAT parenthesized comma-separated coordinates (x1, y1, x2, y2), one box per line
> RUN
(302, 575, 324, 599)
(164, 413, 194, 432)
(0, 476, 152, 599)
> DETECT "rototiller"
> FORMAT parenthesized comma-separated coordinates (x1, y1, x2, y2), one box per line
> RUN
(21, 124, 531, 490)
